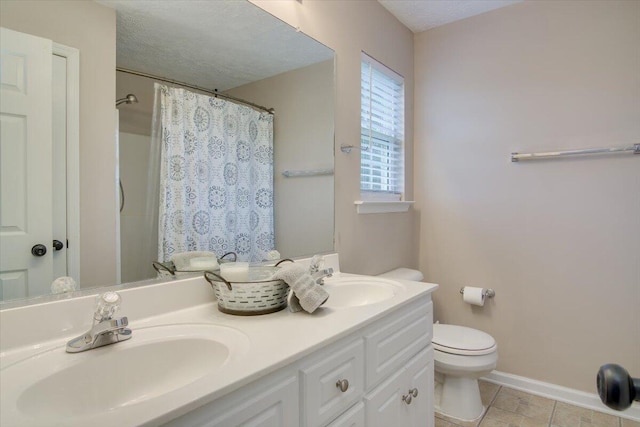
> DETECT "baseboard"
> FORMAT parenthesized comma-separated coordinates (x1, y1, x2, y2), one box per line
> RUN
(483, 371, 640, 422)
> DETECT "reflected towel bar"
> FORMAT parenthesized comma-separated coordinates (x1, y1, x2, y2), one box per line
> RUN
(511, 144, 640, 162)
(282, 168, 334, 178)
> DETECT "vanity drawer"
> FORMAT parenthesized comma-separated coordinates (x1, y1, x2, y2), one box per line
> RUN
(326, 401, 365, 427)
(164, 374, 298, 427)
(301, 338, 365, 427)
(365, 300, 432, 389)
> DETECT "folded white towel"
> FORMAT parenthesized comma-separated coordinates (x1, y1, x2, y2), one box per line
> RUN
(271, 263, 329, 313)
(170, 251, 217, 271)
(288, 292, 303, 313)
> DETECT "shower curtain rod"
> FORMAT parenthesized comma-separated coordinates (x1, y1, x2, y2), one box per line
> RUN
(116, 67, 275, 115)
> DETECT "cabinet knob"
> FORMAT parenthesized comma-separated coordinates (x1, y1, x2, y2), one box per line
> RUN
(335, 379, 349, 393)
(409, 388, 419, 398)
(402, 393, 413, 405)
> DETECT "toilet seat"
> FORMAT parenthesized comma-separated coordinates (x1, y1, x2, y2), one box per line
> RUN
(433, 324, 496, 356)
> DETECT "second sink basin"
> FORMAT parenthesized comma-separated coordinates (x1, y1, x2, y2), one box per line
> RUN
(322, 276, 405, 308)
(1, 323, 250, 425)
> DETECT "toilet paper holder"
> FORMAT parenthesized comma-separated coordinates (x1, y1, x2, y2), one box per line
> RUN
(459, 288, 495, 298)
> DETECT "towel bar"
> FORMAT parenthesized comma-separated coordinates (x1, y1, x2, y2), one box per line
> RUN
(282, 168, 333, 177)
(511, 143, 640, 162)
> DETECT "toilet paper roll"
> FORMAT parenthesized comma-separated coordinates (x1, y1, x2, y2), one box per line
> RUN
(462, 286, 485, 306)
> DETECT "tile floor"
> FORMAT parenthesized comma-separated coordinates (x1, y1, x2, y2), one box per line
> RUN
(434, 381, 640, 427)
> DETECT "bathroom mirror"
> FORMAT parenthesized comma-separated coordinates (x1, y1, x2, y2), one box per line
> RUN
(0, 0, 335, 304)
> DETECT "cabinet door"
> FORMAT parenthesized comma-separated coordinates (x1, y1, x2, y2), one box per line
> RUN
(405, 347, 434, 427)
(364, 368, 409, 427)
(301, 339, 364, 427)
(163, 375, 298, 427)
(365, 302, 432, 389)
(325, 402, 365, 427)
(364, 346, 434, 427)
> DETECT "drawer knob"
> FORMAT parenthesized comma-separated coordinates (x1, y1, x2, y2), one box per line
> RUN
(402, 393, 413, 405)
(409, 388, 419, 398)
(335, 379, 349, 392)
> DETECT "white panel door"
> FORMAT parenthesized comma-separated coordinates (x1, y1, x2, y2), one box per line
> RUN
(52, 53, 67, 279)
(0, 27, 53, 300)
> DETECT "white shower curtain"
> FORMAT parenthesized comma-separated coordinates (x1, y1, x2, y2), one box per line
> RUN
(151, 83, 274, 263)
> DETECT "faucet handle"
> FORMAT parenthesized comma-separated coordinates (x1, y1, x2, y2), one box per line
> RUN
(94, 291, 122, 323)
(309, 254, 325, 273)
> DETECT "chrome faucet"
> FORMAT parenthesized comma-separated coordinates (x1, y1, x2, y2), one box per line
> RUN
(309, 254, 334, 285)
(66, 291, 132, 353)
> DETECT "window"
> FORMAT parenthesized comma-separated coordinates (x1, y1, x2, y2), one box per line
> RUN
(360, 53, 405, 201)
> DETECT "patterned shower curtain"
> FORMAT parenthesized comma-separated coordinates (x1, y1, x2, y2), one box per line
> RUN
(154, 84, 274, 262)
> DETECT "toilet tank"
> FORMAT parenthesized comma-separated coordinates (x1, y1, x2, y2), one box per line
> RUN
(378, 268, 424, 282)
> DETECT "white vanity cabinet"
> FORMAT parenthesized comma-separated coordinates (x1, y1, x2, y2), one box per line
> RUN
(165, 373, 300, 427)
(301, 339, 365, 427)
(364, 347, 434, 426)
(362, 299, 434, 427)
(326, 402, 365, 427)
(164, 296, 433, 427)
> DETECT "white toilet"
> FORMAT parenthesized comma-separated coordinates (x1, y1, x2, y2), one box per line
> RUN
(379, 268, 498, 422)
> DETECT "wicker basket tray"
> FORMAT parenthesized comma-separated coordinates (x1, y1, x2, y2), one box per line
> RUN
(204, 267, 288, 316)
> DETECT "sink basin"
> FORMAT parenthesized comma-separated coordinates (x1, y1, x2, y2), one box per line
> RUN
(322, 277, 405, 308)
(1, 323, 249, 425)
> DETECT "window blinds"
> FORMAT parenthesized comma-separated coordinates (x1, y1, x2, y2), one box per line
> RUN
(360, 54, 404, 197)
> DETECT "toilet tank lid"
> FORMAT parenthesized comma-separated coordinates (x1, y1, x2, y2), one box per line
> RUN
(378, 268, 424, 282)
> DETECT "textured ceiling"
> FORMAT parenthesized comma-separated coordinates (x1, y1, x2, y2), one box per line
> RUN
(378, 0, 524, 33)
(98, 0, 333, 91)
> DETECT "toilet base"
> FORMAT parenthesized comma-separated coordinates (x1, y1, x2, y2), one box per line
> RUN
(438, 376, 484, 421)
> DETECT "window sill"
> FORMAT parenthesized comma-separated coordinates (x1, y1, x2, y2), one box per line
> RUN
(354, 200, 414, 214)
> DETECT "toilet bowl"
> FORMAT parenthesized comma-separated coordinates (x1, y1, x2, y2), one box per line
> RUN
(433, 323, 497, 420)
(379, 268, 498, 422)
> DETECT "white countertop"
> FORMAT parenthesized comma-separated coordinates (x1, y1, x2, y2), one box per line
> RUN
(0, 262, 438, 427)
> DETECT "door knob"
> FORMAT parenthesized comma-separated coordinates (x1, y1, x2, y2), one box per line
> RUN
(53, 240, 64, 251)
(31, 244, 47, 257)
(597, 364, 640, 410)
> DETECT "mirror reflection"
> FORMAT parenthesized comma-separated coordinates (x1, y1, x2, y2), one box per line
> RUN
(0, 0, 335, 303)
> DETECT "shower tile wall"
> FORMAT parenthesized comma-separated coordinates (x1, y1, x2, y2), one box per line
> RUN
(119, 132, 156, 282)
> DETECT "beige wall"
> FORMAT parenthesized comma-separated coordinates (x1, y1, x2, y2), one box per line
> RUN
(117, 71, 173, 136)
(227, 60, 335, 259)
(414, 0, 640, 393)
(1, 0, 118, 288)
(251, 0, 417, 274)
